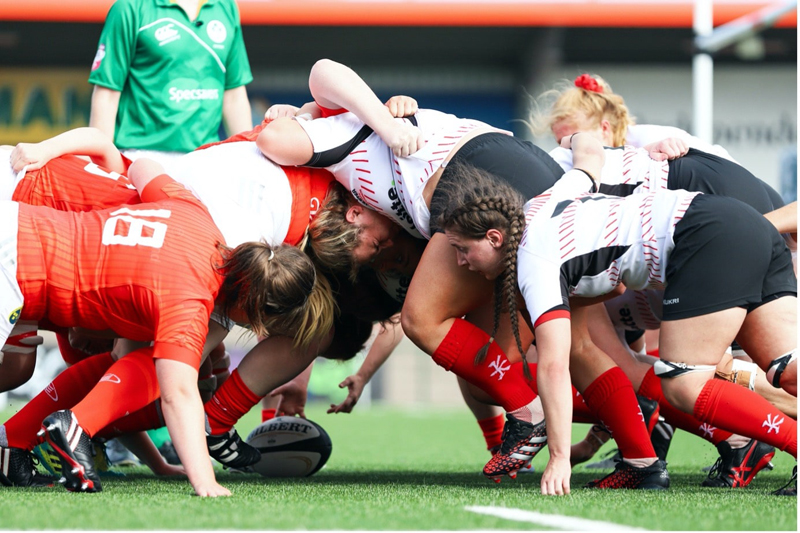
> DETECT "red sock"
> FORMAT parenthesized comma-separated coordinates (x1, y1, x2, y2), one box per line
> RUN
(3, 352, 115, 450)
(261, 408, 277, 422)
(205, 369, 262, 435)
(638, 367, 732, 445)
(694, 379, 797, 457)
(432, 318, 535, 412)
(582, 367, 656, 460)
(95, 401, 164, 440)
(477, 414, 504, 451)
(72, 349, 160, 437)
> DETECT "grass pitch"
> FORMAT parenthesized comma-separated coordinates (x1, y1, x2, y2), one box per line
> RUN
(0, 403, 796, 530)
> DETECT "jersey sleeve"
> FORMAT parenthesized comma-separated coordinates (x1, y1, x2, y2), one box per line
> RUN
(152, 300, 212, 371)
(295, 113, 375, 167)
(140, 174, 202, 208)
(517, 247, 570, 329)
(548, 146, 575, 172)
(546, 168, 597, 203)
(222, 0, 253, 90)
(88, 0, 137, 91)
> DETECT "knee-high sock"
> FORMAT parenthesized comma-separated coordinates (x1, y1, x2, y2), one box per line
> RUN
(2, 352, 115, 450)
(72, 349, 160, 437)
(205, 369, 262, 435)
(477, 415, 505, 451)
(94, 401, 164, 440)
(432, 318, 535, 413)
(582, 367, 656, 460)
(639, 367, 732, 445)
(519, 362, 596, 424)
(694, 379, 797, 457)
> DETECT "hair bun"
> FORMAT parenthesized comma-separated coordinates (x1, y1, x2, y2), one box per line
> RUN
(575, 74, 603, 93)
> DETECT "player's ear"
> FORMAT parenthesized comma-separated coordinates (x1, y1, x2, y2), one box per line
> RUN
(345, 205, 362, 225)
(486, 228, 504, 249)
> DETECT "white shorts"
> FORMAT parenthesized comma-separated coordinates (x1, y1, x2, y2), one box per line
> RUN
(0, 202, 23, 347)
(122, 149, 185, 167)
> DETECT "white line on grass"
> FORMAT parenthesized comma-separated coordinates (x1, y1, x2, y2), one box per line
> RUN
(465, 505, 647, 531)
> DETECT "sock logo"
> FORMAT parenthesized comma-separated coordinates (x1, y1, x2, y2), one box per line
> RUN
(45, 383, 58, 402)
(699, 423, 716, 439)
(762, 413, 784, 434)
(100, 373, 121, 384)
(488, 355, 510, 380)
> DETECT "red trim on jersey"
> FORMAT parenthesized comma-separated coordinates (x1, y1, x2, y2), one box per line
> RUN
(283, 168, 335, 246)
(316, 103, 347, 118)
(534, 309, 571, 329)
(140, 174, 178, 203)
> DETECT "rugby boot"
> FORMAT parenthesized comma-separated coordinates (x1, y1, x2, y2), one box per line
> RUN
(39, 410, 101, 493)
(207, 428, 261, 470)
(586, 458, 669, 490)
(0, 446, 56, 487)
(702, 439, 775, 488)
(773, 466, 797, 496)
(483, 415, 546, 482)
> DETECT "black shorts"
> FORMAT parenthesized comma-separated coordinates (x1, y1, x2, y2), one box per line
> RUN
(662, 194, 797, 320)
(668, 149, 781, 214)
(429, 132, 564, 233)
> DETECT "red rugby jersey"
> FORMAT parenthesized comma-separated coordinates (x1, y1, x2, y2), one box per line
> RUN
(15, 175, 225, 369)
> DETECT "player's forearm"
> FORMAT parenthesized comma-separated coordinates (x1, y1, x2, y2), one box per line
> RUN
(357, 319, 404, 382)
(764, 201, 797, 235)
(156, 362, 218, 491)
(222, 86, 253, 136)
(309, 59, 395, 133)
(40, 127, 125, 173)
(89, 85, 121, 141)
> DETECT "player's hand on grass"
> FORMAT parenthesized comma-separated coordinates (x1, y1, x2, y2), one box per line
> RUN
(194, 481, 231, 498)
(10, 142, 54, 172)
(645, 137, 689, 161)
(385, 95, 418, 118)
(327, 374, 366, 414)
(271, 381, 307, 418)
(540, 456, 571, 496)
(264, 104, 300, 121)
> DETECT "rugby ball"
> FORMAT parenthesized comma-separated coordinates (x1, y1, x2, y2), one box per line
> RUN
(245, 416, 332, 477)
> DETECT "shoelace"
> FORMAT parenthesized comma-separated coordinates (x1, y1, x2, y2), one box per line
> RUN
(773, 466, 797, 494)
(706, 456, 725, 480)
(498, 420, 530, 454)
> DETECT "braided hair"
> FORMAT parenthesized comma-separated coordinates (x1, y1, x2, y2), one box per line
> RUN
(434, 163, 532, 378)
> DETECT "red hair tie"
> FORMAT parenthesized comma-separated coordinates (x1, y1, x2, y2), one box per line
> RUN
(575, 74, 602, 93)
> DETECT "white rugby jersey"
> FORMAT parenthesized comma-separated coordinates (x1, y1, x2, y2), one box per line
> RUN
(517, 187, 699, 328)
(549, 123, 735, 173)
(164, 141, 293, 247)
(296, 109, 499, 240)
(603, 289, 663, 332)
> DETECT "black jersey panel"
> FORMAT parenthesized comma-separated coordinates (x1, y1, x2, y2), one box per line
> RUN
(305, 123, 376, 167)
(560, 245, 632, 293)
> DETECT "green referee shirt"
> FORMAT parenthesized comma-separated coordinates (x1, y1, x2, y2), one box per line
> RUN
(89, 0, 254, 152)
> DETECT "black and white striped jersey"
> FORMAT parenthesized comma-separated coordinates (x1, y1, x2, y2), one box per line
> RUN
(517, 187, 700, 329)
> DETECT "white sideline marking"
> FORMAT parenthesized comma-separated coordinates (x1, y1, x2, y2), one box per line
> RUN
(465, 505, 646, 531)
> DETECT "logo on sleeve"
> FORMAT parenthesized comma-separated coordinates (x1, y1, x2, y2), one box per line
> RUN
(91, 44, 106, 71)
(8, 307, 20, 325)
(206, 20, 227, 44)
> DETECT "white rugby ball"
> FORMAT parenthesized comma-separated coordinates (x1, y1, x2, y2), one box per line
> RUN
(245, 416, 332, 477)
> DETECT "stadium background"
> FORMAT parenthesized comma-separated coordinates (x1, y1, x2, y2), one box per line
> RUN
(0, 0, 796, 410)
